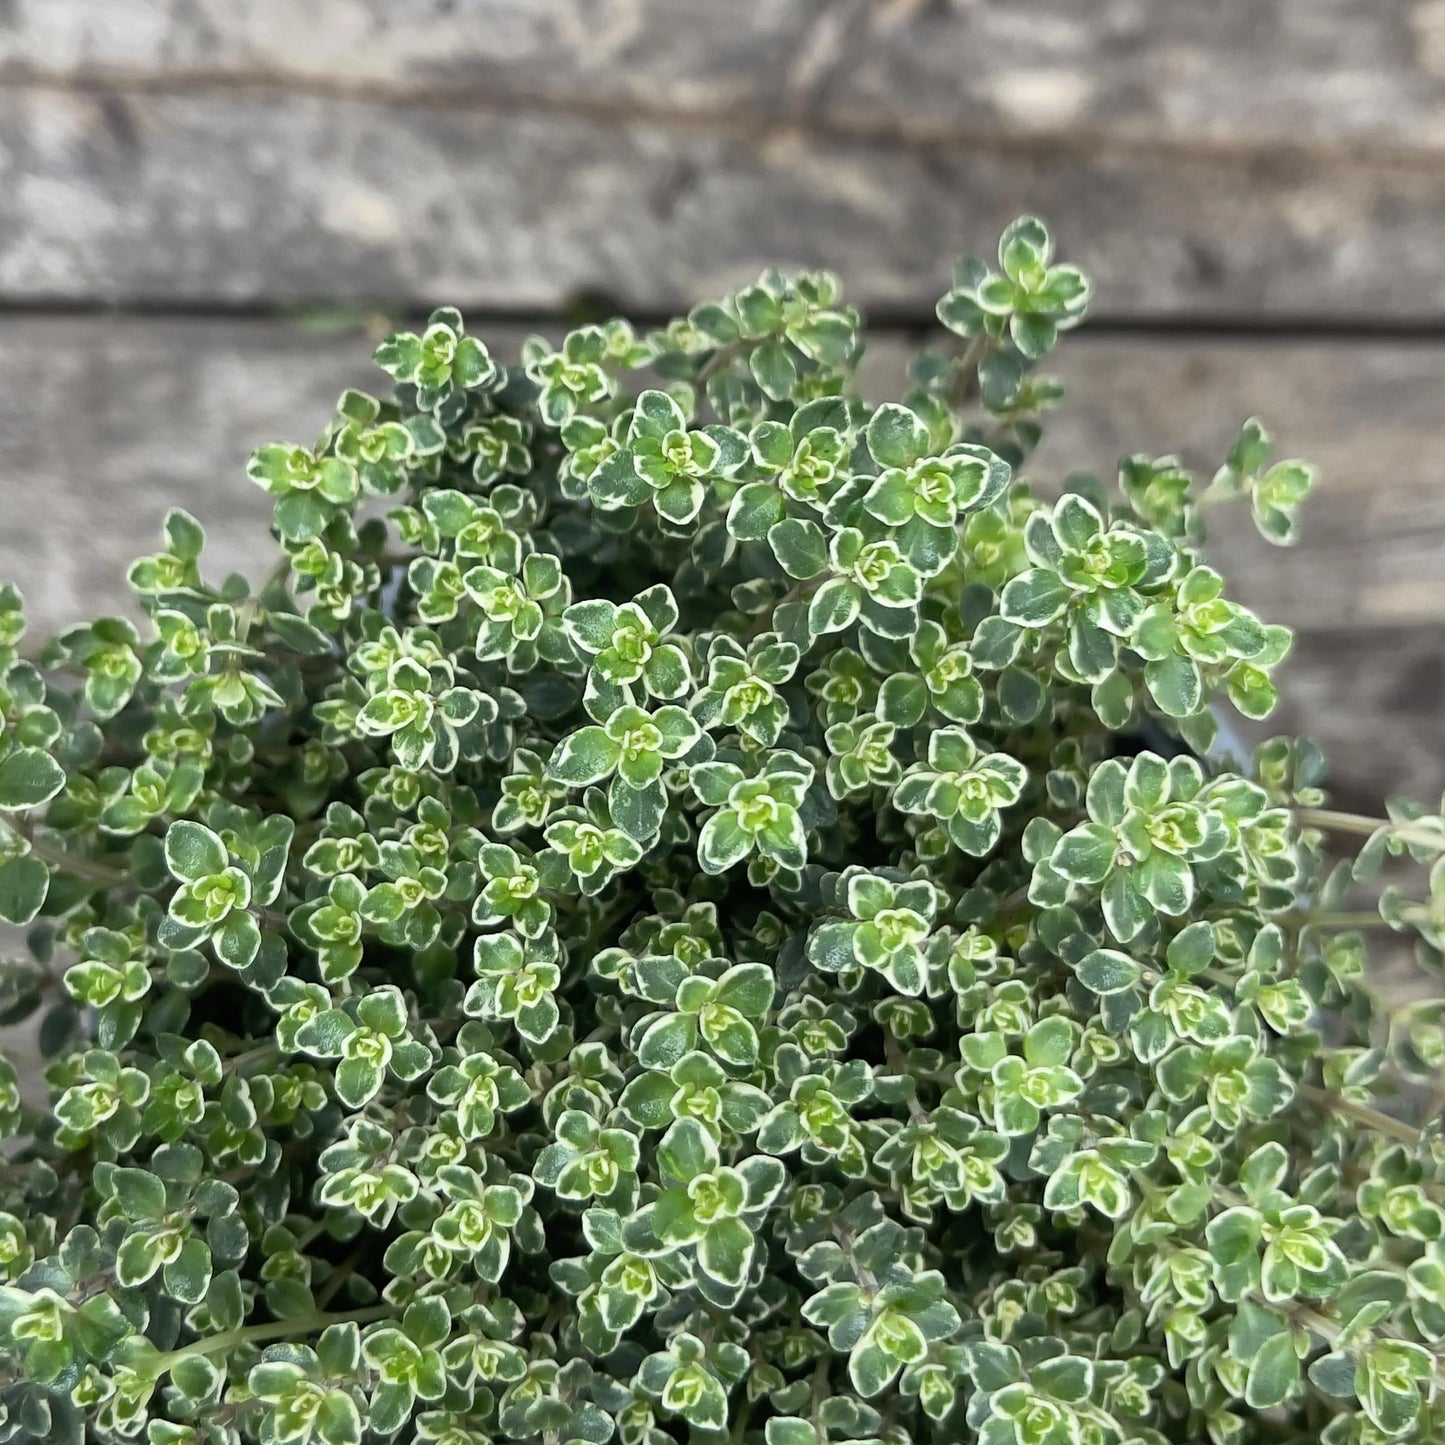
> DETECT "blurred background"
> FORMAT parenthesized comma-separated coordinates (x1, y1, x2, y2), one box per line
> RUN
(0, 0, 1441, 814)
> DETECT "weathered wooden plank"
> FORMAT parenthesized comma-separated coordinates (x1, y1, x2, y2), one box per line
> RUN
(1, 86, 1444, 317)
(1006, 336, 1445, 633)
(2, 1, 1440, 150)
(871, 334, 1445, 637)
(0, 317, 384, 628)
(0, 318, 1441, 804)
(1239, 625, 1445, 814)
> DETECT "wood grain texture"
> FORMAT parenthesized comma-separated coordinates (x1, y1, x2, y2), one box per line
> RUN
(1243, 625, 1445, 813)
(2, 88, 1445, 318)
(3, 1, 1441, 149)
(866, 333, 1445, 637)
(1003, 337, 1445, 633)
(0, 317, 1440, 804)
(0, 317, 383, 628)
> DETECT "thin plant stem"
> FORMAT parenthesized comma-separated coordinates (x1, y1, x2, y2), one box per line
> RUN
(0, 816, 131, 888)
(1289, 909, 1392, 930)
(146, 1304, 392, 1376)
(948, 333, 993, 409)
(1297, 808, 1445, 853)
(1297, 1082, 1422, 1148)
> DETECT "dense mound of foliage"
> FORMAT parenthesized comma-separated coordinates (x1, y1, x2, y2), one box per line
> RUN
(3, 217, 1445, 1445)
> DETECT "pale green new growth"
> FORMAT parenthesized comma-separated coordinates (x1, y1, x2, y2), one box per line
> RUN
(1, 217, 1443, 1445)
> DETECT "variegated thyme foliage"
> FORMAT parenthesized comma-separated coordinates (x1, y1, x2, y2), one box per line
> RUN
(2, 217, 1444, 1445)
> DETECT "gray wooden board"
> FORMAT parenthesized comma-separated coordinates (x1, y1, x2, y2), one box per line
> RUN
(3, 1, 1440, 149)
(1, 77, 1445, 316)
(1241, 624, 1445, 814)
(0, 316, 1440, 802)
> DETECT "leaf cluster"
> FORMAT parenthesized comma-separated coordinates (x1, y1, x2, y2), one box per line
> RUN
(5, 218, 1445, 1445)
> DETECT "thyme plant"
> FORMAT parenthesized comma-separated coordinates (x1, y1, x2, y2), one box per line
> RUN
(2, 217, 1443, 1445)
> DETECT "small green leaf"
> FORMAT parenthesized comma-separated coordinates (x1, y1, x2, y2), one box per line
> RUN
(1075, 949, 1140, 995)
(1245, 1330, 1300, 1409)
(866, 404, 930, 470)
(751, 342, 799, 401)
(0, 748, 65, 810)
(550, 728, 621, 786)
(165, 822, 228, 882)
(999, 570, 1071, 627)
(0, 855, 49, 925)
(768, 519, 829, 580)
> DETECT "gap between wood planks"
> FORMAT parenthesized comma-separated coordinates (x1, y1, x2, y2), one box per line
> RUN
(4, 297, 1445, 343)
